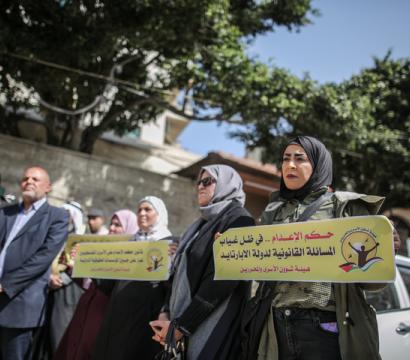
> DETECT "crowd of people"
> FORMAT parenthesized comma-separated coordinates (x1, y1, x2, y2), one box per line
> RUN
(0, 136, 399, 360)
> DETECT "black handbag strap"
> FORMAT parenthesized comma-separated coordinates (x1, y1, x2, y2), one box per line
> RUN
(296, 192, 333, 222)
(154, 320, 186, 360)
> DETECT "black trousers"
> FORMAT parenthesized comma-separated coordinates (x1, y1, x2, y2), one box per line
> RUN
(273, 308, 342, 360)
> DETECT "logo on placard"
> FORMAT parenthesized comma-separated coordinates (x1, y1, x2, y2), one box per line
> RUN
(339, 228, 382, 272)
(146, 248, 164, 272)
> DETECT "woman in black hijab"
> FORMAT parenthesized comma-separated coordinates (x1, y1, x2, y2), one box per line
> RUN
(279, 136, 333, 201)
(242, 136, 386, 360)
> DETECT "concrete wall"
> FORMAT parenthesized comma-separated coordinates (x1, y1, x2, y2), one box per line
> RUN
(16, 118, 200, 175)
(0, 134, 199, 235)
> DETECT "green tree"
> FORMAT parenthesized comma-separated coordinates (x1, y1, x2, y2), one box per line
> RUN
(0, 0, 316, 153)
(235, 55, 410, 208)
(337, 55, 410, 208)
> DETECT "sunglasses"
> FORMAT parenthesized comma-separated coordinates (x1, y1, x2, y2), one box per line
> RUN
(197, 176, 216, 187)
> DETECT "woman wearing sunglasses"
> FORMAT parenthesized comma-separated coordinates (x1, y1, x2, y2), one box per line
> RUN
(151, 164, 255, 360)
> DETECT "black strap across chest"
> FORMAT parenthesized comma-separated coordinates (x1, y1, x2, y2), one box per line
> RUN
(296, 191, 333, 222)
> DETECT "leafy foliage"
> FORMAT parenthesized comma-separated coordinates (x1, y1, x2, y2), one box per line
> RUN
(0, 0, 315, 152)
(234, 55, 410, 207)
(1, 1, 408, 207)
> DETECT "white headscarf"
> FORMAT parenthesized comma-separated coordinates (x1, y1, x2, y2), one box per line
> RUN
(62, 201, 85, 235)
(135, 196, 172, 241)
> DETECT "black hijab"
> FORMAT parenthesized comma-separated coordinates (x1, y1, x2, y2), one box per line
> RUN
(279, 136, 333, 200)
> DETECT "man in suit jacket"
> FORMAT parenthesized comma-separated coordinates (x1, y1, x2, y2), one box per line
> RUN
(0, 166, 69, 360)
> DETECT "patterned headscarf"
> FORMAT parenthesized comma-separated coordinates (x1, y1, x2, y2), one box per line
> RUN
(62, 201, 85, 235)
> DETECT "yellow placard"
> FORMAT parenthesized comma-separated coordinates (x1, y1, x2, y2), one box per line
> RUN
(72, 241, 170, 281)
(213, 216, 395, 282)
(65, 234, 133, 252)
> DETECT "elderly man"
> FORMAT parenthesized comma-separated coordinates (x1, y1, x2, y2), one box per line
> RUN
(0, 166, 69, 360)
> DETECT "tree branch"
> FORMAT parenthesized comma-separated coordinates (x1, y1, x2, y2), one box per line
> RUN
(120, 85, 242, 124)
(79, 97, 150, 153)
(37, 95, 104, 116)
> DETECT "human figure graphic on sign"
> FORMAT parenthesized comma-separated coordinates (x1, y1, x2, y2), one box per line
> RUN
(150, 255, 163, 271)
(348, 241, 380, 268)
(340, 229, 383, 272)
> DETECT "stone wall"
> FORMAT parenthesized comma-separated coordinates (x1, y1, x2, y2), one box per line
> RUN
(0, 134, 199, 235)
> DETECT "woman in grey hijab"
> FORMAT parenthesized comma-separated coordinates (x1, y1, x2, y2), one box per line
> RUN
(151, 165, 255, 360)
